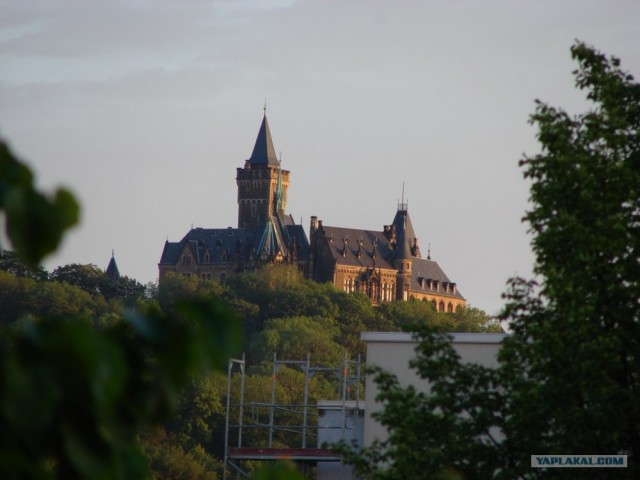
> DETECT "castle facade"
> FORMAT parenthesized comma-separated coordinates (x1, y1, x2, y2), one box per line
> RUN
(159, 114, 466, 310)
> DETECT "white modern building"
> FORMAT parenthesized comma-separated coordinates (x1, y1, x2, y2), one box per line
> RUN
(360, 331, 507, 446)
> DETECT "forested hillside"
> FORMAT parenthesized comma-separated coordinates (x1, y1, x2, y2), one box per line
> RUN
(0, 250, 499, 478)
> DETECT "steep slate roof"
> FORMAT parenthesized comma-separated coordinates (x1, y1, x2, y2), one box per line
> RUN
(159, 223, 310, 267)
(318, 226, 396, 270)
(248, 113, 279, 166)
(284, 224, 310, 257)
(411, 258, 464, 299)
(159, 228, 254, 266)
(319, 219, 465, 301)
(256, 217, 288, 259)
(392, 209, 418, 253)
(105, 253, 120, 280)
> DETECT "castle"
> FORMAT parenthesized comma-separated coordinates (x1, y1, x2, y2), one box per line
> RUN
(158, 113, 466, 311)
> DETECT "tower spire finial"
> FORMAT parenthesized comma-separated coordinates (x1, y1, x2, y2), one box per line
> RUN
(263, 99, 267, 115)
(398, 182, 408, 211)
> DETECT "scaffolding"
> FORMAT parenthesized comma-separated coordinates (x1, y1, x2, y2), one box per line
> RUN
(223, 352, 362, 479)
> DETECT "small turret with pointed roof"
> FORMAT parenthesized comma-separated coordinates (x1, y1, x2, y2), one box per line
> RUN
(106, 250, 120, 281)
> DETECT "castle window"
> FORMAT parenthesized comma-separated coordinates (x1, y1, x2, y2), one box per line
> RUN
(344, 277, 355, 293)
(439, 300, 445, 312)
(182, 255, 192, 265)
(447, 302, 454, 313)
(251, 204, 257, 217)
(220, 272, 227, 282)
(431, 299, 437, 310)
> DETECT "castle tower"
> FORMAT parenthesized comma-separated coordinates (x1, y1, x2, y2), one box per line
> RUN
(393, 204, 413, 301)
(236, 113, 290, 229)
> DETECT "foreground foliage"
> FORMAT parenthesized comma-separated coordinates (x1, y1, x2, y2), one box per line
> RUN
(344, 42, 640, 479)
(0, 140, 246, 479)
(0, 137, 495, 478)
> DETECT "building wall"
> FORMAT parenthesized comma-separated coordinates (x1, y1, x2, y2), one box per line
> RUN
(408, 292, 467, 312)
(317, 400, 364, 480)
(360, 332, 506, 446)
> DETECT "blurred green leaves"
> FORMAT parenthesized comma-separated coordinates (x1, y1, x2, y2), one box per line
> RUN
(0, 301, 241, 478)
(0, 140, 79, 266)
(0, 139, 242, 478)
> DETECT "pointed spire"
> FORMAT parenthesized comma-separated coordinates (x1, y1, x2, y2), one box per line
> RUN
(249, 112, 279, 166)
(106, 251, 120, 280)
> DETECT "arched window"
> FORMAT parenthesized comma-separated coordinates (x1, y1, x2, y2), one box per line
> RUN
(439, 300, 445, 312)
(220, 272, 227, 282)
(431, 299, 437, 310)
(447, 302, 453, 313)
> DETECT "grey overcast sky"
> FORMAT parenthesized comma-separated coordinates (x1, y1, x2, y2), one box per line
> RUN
(1, 0, 639, 314)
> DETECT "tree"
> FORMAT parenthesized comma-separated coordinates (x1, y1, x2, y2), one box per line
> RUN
(50, 263, 107, 295)
(0, 140, 244, 479)
(0, 250, 48, 281)
(344, 42, 640, 479)
(250, 316, 345, 366)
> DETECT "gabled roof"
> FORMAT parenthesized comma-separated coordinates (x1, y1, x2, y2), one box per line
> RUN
(159, 228, 254, 266)
(411, 258, 465, 300)
(256, 217, 288, 260)
(158, 223, 310, 267)
(317, 223, 464, 299)
(317, 225, 397, 270)
(248, 113, 279, 166)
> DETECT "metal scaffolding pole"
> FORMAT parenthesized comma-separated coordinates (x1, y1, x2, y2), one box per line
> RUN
(223, 355, 245, 480)
(223, 351, 363, 477)
(302, 353, 310, 448)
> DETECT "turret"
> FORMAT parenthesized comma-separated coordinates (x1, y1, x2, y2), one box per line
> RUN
(394, 210, 412, 301)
